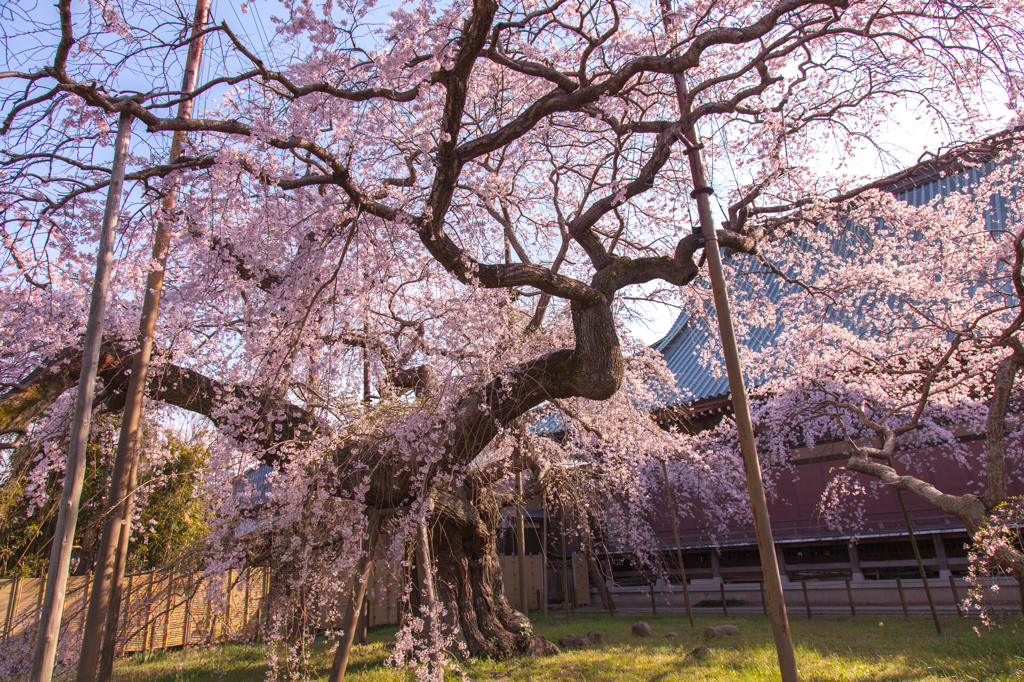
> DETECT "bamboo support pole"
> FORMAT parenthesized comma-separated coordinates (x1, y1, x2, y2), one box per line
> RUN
(29, 110, 133, 682)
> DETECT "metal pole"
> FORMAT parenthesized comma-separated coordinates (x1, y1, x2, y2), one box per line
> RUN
(77, 3, 210, 680)
(28, 111, 133, 682)
(896, 489, 941, 634)
(660, 461, 694, 628)
(657, 3, 797, 675)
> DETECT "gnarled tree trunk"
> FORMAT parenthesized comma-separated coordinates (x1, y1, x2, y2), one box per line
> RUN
(431, 482, 558, 659)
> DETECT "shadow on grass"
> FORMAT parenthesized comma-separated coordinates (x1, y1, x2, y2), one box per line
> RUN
(113, 613, 1024, 682)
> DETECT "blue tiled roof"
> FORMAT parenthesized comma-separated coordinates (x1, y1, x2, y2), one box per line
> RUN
(655, 159, 1016, 407)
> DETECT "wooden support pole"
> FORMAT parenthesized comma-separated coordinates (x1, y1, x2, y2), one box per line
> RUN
(120, 574, 134, 654)
(661, 460, 694, 628)
(657, 2, 797, 677)
(516, 471, 528, 616)
(327, 509, 381, 682)
(80, 574, 92, 657)
(846, 580, 856, 617)
(896, 577, 908, 620)
(29, 111, 133, 682)
(802, 581, 811, 620)
(896, 489, 941, 634)
(182, 574, 193, 646)
(4, 578, 20, 644)
(541, 494, 548, 626)
(97, 450, 142, 682)
(949, 575, 963, 617)
(141, 573, 154, 653)
(78, 3, 210, 679)
(760, 581, 767, 616)
(243, 568, 251, 634)
(224, 570, 233, 638)
(720, 583, 728, 617)
(561, 511, 570, 624)
(163, 570, 174, 649)
(650, 583, 657, 616)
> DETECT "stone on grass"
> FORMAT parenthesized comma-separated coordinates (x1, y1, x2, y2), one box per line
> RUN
(631, 621, 654, 637)
(558, 631, 603, 649)
(703, 624, 740, 638)
(684, 646, 712, 661)
(662, 632, 679, 638)
(523, 635, 561, 658)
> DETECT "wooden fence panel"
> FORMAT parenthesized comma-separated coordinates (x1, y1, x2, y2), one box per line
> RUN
(0, 553, 560, 657)
(573, 554, 590, 607)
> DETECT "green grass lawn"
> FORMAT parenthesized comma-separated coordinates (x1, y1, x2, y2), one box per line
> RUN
(112, 613, 1024, 682)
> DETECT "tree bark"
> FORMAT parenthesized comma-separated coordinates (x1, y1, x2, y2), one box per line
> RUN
(430, 483, 558, 659)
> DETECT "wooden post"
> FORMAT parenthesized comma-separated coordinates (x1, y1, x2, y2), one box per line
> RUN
(658, 3, 797, 678)
(896, 577, 909, 620)
(141, 573, 155, 653)
(661, 460, 694, 628)
(35, 579, 46, 626)
(224, 569, 233, 638)
(327, 508, 381, 682)
(760, 581, 767, 616)
(516, 471, 528, 616)
(77, 2, 211, 679)
(80, 574, 92, 634)
(720, 583, 728, 616)
(536, 590, 541, 617)
(4, 577, 20, 644)
(163, 570, 175, 649)
(650, 583, 657, 616)
(182, 574, 194, 646)
(541, 494, 548, 626)
(896, 490, 941, 634)
(357, 597, 368, 645)
(949, 575, 963, 617)
(845, 580, 856, 617)
(561, 512, 570, 624)
(120, 574, 134, 653)
(30, 114, 133, 682)
(97, 453, 143, 682)
(242, 567, 251, 634)
(801, 581, 811, 620)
